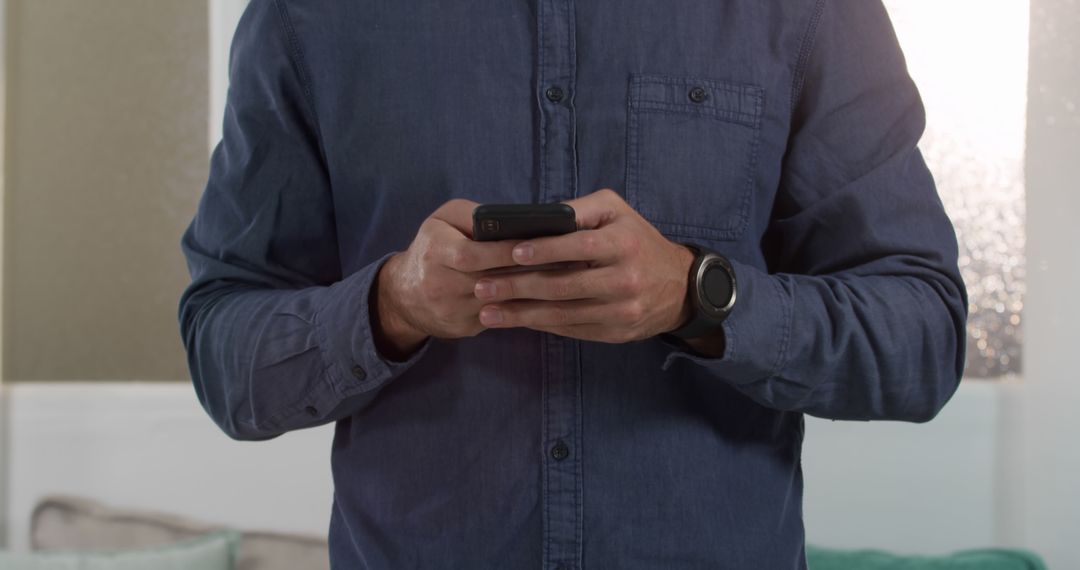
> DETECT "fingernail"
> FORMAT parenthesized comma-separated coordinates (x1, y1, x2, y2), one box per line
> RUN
(480, 307, 503, 326)
(513, 243, 533, 262)
(475, 280, 496, 299)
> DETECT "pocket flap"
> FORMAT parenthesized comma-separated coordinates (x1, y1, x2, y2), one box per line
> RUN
(629, 73, 763, 127)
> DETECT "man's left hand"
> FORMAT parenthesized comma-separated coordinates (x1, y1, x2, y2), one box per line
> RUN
(472, 188, 695, 343)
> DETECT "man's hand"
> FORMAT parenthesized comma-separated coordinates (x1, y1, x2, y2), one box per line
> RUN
(472, 188, 696, 343)
(373, 199, 522, 359)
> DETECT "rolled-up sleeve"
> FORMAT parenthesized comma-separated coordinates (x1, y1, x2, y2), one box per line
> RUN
(660, 0, 968, 422)
(177, 1, 432, 441)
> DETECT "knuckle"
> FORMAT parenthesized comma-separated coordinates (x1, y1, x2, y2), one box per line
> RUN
(419, 244, 438, 265)
(552, 278, 574, 299)
(551, 304, 571, 325)
(601, 188, 628, 209)
(612, 275, 630, 296)
(579, 232, 599, 256)
(417, 217, 433, 235)
(444, 198, 470, 211)
(621, 269, 643, 294)
(622, 300, 645, 324)
(448, 244, 473, 269)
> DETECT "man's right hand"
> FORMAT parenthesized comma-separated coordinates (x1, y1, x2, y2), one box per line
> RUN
(371, 198, 522, 360)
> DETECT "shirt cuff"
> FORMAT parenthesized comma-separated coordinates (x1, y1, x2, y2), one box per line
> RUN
(313, 250, 435, 400)
(659, 257, 793, 386)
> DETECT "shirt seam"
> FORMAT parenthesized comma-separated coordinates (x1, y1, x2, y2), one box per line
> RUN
(790, 0, 826, 116)
(767, 275, 795, 380)
(273, 0, 330, 166)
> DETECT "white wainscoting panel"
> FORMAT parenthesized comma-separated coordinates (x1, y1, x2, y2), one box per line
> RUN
(4, 382, 335, 551)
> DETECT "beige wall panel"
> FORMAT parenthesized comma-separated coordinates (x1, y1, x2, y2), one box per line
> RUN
(4, 1, 208, 380)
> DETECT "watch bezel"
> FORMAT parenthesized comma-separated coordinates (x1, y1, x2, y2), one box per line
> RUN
(664, 242, 738, 341)
(693, 251, 737, 320)
(681, 243, 736, 321)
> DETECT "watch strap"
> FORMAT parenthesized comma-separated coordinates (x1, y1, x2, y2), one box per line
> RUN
(668, 243, 709, 340)
(666, 314, 723, 340)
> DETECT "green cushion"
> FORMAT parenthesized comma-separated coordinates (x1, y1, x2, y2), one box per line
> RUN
(806, 544, 1047, 570)
(0, 531, 238, 570)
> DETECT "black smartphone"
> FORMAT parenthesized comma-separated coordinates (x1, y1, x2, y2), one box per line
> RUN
(472, 203, 577, 241)
(471, 203, 580, 275)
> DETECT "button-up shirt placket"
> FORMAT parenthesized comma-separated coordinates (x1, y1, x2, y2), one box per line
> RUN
(536, 0, 583, 569)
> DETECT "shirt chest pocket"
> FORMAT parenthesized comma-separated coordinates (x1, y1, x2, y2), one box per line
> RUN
(624, 73, 765, 242)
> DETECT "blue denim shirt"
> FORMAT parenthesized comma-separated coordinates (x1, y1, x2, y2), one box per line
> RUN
(178, 1, 968, 568)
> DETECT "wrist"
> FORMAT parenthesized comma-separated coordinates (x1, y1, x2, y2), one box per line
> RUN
(669, 242, 697, 332)
(372, 253, 429, 361)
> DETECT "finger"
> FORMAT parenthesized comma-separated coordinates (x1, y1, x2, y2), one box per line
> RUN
(478, 260, 589, 276)
(426, 266, 494, 301)
(511, 228, 621, 266)
(474, 266, 618, 302)
(429, 224, 519, 272)
(429, 198, 481, 237)
(559, 188, 625, 230)
(478, 298, 612, 328)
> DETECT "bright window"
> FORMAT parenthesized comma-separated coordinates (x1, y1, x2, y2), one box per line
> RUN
(883, 0, 1029, 378)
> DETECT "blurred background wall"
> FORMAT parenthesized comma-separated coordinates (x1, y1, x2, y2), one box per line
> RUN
(1007, 0, 1080, 559)
(0, 1, 1077, 568)
(0, 0, 336, 551)
(2, 0, 206, 381)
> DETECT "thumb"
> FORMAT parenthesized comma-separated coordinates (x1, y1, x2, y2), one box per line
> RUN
(431, 198, 481, 237)
(561, 188, 623, 230)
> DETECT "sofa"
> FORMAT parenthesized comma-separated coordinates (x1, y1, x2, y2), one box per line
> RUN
(17, 495, 1047, 569)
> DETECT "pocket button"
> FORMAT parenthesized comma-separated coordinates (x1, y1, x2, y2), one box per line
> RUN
(688, 86, 708, 103)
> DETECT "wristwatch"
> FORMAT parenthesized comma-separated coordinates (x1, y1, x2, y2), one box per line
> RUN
(664, 242, 737, 340)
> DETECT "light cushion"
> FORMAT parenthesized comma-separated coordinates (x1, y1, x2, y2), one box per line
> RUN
(0, 530, 238, 570)
(31, 496, 329, 570)
(805, 545, 1048, 570)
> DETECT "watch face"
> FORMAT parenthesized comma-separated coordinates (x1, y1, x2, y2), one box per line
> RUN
(699, 261, 734, 313)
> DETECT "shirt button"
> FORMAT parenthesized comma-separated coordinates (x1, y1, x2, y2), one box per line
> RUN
(688, 86, 708, 103)
(351, 365, 366, 380)
(545, 86, 564, 102)
(550, 440, 569, 461)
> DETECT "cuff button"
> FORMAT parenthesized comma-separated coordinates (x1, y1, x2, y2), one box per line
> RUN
(351, 365, 367, 380)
